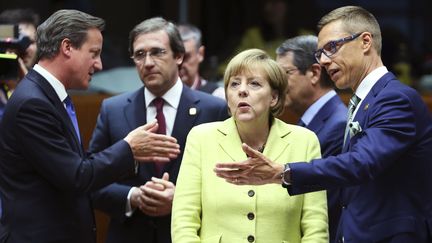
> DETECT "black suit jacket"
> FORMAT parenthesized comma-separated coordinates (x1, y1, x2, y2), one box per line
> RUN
(0, 70, 136, 243)
(88, 84, 229, 243)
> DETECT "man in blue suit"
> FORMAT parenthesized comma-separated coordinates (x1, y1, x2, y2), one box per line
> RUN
(215, 6, 432, 243)
(276, 35, 347, 243)
(88, 17, 228, 243)
(0, 10, 180, 243)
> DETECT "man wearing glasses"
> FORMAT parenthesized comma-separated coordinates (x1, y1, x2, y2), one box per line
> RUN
(276, 35, 347, 243)
(88, 17, 228, 243)
(215, 6, 432, 243)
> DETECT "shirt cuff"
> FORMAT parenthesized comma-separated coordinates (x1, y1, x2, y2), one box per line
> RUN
(125, 187, 137, 217)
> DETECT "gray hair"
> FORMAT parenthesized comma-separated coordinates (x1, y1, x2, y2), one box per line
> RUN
(36, 9, 105, 60)
(128, 17, 185, 57)
(276, 35, 333, 88)
(318, 6, 382, 55)
(177, 23, 202, 49)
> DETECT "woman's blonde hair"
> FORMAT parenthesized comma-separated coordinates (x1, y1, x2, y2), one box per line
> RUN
(223, 49, 287, 117)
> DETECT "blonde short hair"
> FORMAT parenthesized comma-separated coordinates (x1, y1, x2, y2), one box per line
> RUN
(223, 49, 287, 117)
(318, 5, 382, 55)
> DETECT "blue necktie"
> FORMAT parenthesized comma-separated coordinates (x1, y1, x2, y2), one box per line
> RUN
(64, 96, 81, 142)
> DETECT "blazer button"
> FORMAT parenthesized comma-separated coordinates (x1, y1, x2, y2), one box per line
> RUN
(247, 235, 255, 242)
(248, 190, 255, 197)
(247, 212, 255, 220)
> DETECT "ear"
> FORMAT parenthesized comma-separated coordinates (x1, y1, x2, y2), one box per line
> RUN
(60, 38, 73, 58)
(176, 53, 184, 66)
(308, 63, 322, 86)
(270, 90, 279, 107)
(197, 46, 205, 63)
(361, 32, 373, 53)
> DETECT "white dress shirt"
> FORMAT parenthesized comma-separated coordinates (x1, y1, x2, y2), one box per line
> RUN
(352, 66, 388, 118)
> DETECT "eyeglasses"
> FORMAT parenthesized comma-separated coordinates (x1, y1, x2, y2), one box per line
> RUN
(314, 32, 362, 63)
(131, 47, 168, 63)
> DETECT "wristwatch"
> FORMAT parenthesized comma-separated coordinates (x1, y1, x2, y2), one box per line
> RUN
(281, 163, 291, 186)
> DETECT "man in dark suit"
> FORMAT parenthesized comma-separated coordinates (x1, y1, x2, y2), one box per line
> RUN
(215, 6, 432, 243)
(276, 35, 347, 243)
(0, 10, 180, 243)
(88, 17, 228, 243)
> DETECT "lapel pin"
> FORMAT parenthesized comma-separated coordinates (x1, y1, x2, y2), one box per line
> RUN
(189, 107, 197, 116)
(364, 104, 369, 111)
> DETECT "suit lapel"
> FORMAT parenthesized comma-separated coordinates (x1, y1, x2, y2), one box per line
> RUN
(218, 118, 247, 162)
(343, 72, 397, 151)
(124, 87, 147, 131)
(171, 86, 199, 142)
(124, 88, 157, 178)
(164, 86, 200, 173)
(28, 70, 84, 155)
(264, 119, 291, 162)
(308, 95, 341, 134)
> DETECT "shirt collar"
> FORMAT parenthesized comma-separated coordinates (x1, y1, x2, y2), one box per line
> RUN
(33, 64, 68, 102)
(144, 77, 183, 109)
(301, 90, 337, 126)
(355, 66, 388, 100)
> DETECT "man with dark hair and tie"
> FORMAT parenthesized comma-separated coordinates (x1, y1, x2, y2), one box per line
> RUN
(0, 10, 181, 243)
(276, 35, 347, 243)
(88, 17, 228, 243)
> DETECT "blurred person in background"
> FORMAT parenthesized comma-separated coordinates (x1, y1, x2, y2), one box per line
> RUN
(177, 23, 225, 99)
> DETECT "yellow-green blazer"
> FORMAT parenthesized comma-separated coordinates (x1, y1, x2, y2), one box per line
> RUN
(172, 118, 328, 243)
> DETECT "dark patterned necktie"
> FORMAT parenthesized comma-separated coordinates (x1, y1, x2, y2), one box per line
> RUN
(153, 97, 166, 175)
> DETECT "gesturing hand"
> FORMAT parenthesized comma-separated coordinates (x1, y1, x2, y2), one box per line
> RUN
(214, 143, 284, 185)
(124, 120, 181, 163)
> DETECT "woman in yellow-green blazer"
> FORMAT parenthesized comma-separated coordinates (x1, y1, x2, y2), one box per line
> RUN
(172, 49, 328, 243)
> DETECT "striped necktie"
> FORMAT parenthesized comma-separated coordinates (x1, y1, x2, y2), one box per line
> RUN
(343, 94, 361, 147)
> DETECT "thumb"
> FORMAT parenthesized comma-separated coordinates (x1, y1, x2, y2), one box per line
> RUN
(142, 120, 158, 132)
(242, 143, 260, 158)
(162, 172, 169, 181)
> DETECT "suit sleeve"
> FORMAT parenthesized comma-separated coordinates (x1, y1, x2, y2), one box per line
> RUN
(171, 127, 202, 243)
(15, 98, 135, 193)
(298, 132, 329, 243)
(288, 89, 418, 194)
(88, 100, 133, 219)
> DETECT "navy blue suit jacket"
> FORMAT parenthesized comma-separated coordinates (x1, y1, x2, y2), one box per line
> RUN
(0, 70, 136, 243)
(88, 85, 228, 243)
(306, 94, 347, 158)
(305, 94, 347, 243)
(288, 72, 432, 242)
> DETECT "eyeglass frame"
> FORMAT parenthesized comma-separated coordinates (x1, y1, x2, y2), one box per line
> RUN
(314, 32, 362, 63)
(130, 47, 168, 63)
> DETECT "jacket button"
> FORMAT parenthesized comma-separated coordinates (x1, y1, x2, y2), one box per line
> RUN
(247, 212, 255, 220)
(247, 235, 255, 242)
(248, 190, 255, 197)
